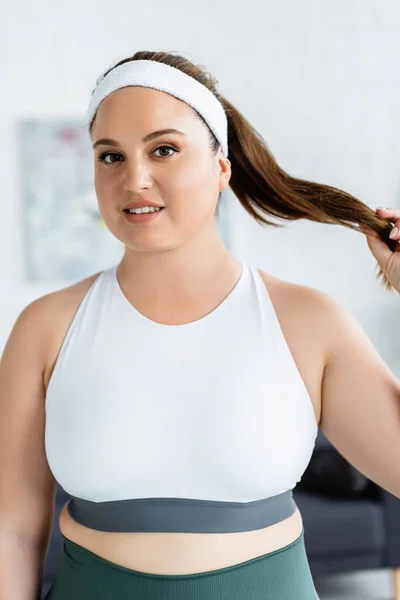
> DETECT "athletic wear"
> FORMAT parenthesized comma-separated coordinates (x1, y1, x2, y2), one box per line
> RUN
(43, 530, 320, 600)
(45, 263, 318, 533)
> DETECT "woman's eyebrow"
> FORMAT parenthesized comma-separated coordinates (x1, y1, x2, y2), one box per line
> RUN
(93, 129, 186, 149)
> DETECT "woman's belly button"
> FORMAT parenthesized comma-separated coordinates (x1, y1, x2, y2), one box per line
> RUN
(58, 502, 303, 575)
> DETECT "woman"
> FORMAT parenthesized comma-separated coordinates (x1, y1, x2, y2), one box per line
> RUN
(1, 50, 400, 600)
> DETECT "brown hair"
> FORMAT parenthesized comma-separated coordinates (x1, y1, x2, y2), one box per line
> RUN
(90, 50, 396, 292)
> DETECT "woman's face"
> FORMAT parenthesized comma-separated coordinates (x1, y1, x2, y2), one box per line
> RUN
(90, 86, 231, 253)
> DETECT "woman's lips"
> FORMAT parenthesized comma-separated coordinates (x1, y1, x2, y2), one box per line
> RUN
(123, 208, 165, 224)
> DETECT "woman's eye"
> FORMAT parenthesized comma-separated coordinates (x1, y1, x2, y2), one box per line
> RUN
(97, 152, 121, 164)
(153, 145, 179, 158)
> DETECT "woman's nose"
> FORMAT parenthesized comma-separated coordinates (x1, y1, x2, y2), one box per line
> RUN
(122, 160, 152, 192)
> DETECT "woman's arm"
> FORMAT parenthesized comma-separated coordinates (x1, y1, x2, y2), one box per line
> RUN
(0, 534, 49, 600)
(0, 298, 57, 600)
(317, 290, 400, 498)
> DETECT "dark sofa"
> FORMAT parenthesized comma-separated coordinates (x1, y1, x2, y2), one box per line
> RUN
(41, 430, 400, 599)
(294, 430, 400, 598)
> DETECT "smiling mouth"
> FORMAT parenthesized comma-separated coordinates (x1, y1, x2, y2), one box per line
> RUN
(123, 208, 165, 214)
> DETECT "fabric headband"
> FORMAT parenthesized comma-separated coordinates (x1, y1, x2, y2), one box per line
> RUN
(86, 59, 229, 157)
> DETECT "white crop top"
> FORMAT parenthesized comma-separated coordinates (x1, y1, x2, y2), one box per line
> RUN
(44, 262, 318, 533)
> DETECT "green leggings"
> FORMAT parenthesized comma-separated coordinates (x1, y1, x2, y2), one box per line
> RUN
(44, 530, 319, 599)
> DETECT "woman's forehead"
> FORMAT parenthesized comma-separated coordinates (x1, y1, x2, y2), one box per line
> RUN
(95, 86, 194, 121)
(92, 128, 188, 150)
(91, 92, 203, 142)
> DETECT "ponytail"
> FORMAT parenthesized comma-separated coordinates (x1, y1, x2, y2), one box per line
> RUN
(221, 95, 395, 291)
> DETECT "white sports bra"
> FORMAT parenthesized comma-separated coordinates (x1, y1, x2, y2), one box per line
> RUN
(44, 263, 318, 533)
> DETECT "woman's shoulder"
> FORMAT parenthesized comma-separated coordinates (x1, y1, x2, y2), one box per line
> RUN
(25, 270, 105, 392)
(256, 268, 334, 322)
(256, 269, 333, 424)
(25, 269, 104, 327)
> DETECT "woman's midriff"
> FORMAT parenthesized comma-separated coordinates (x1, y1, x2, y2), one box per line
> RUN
(59, 501, 304, 575)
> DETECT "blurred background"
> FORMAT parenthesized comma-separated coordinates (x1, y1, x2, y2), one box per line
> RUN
(1, 1, 400, 598)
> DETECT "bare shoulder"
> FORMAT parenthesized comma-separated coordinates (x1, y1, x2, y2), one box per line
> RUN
(257, 269, 335, 332)
(36, 270, 103, 315)
(257, 270, 336, 424)
(24, 270, 104, 391)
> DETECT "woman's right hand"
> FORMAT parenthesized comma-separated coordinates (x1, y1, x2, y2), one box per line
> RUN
(365, 207, 400, 294)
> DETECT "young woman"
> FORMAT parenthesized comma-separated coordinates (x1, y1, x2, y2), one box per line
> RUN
(1, 50, 399, 600)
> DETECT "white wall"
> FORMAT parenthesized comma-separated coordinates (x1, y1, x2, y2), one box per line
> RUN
(1, 0, 400, 372)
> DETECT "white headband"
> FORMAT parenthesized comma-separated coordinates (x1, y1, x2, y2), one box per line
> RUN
(87, 59, 229, 157)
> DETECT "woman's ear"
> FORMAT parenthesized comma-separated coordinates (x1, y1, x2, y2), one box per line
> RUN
(218, 155, 231, 191)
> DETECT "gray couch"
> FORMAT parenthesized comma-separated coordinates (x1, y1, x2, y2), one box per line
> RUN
(41, 430, 400, 598)
(294, 432, 400, 579)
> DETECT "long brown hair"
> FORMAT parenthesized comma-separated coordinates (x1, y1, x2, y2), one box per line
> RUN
(90, 51, 396, 292)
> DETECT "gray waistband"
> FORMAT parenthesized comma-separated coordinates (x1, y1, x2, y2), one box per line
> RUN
(67, 489, 296, 533)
